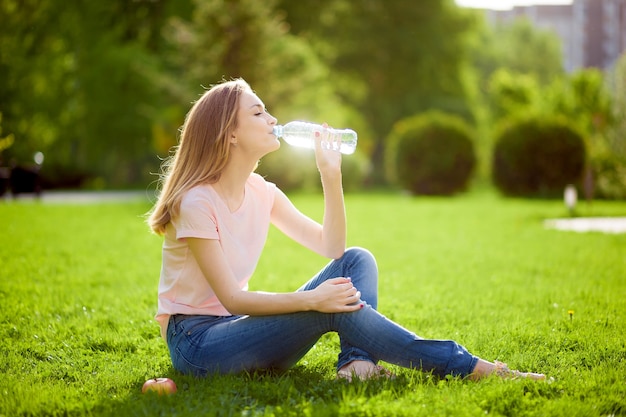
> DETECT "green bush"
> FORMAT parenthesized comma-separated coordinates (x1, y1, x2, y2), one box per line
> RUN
(385, 111, 476, 195)
(589, 140, 626, 200)
(492, 116, 586, 197)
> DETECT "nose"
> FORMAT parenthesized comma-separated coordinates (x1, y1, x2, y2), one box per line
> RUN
(268, 114, 277, 125)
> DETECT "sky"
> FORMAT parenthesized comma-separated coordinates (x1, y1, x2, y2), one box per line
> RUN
(455, 0, 573, 10)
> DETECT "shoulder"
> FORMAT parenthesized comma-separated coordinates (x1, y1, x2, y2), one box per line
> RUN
(173, 184, 219, 237)
(248, 173, 276, 194)
(247, 173, 277, 206)
(182, 183, 213, 201)
(180, 184, 216, 212)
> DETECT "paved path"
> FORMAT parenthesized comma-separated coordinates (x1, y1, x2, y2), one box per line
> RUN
(1, 190, 152, 204)
(544, 217, 626, 234)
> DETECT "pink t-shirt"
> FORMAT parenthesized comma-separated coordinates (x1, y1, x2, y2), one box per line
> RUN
(155, 173, 276, 338)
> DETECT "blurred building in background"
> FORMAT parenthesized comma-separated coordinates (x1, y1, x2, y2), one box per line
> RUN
(486, 0, 626, 72)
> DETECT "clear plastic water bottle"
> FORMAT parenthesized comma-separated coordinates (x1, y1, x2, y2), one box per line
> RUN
(273, 121, 357, 155)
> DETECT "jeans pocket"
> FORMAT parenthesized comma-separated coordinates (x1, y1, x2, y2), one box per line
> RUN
(174, 346, 208, 377)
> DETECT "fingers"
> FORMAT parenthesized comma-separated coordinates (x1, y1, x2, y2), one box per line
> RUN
(320, 123, 343, 152)
(326, 276, 352, 285)
(314, 130, 322, 150)
(320, 123, 331, 150)
(325, 279, 358, 297)
(329, 278, 362, 306)
(333, 299, 364, 313)
(315, 123, 340, 152)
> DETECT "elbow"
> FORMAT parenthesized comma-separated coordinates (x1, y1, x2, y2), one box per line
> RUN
(225, 306, 247, 316)
(221, 295, 247, 316)
(328, 247, 346, 260)
(224, 303, 249, 316)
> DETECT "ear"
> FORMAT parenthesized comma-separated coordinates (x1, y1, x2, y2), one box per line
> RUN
(229, 130, 238, 145)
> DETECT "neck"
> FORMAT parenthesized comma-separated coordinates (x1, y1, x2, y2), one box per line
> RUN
(213, 161, 254, 212)
(219, 156, 256, 188)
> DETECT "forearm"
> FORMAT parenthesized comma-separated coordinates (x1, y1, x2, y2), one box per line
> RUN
(224, 290, 313, 316)
(320, 170, 346, 259)
(225, 277, 361, 316)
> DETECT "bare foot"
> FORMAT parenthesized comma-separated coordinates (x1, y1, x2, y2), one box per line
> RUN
(493, 360, 546, 380)
(469, 359, 546, 381)
(337, 360, 394, 382)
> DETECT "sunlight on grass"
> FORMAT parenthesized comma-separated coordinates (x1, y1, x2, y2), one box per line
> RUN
(1, 191, 624, 416)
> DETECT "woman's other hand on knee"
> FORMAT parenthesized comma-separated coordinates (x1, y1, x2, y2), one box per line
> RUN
(307, 277, 364, 313)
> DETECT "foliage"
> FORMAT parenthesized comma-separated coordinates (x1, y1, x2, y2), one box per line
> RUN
(589, 142, 626, 200)
(492, 116, 586, 197)
(1, 193, 626, 416)
(2, 0, 621, 195)
(163, 0, 360, 154)
(257, 145, 369, 193)
(544, 68, 624, 199)
(487, 68, 541, 122)
(0, 113, 14, 157)
(385, 111, 476, 195)
(464, 14, 565, 186)
(257, 147, 318, 193)
(608, 53, 626, 157)
(546, 69, 613, 135)
(0, 0, 173, 188)
(485, 66, 625, 200)
(470, 16, 565, 93)
(599, 52, 626, 199)
(278, 0, 479, 183)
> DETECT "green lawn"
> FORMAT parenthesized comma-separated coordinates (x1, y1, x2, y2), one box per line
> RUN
(1, 190, 624, 416)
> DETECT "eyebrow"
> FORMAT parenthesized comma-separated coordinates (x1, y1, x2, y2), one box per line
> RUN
(249, 103, 264, 109)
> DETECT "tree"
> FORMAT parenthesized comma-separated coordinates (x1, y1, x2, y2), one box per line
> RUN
(0, 0, 67, 166)
(608, 53, 626, 159)
(0, 0, 176, 187)
(277, 0, 479, 183)
(54, 0, 176, 186)
(466, 14, 565, 184)
(487, 69, 541, 122)
(470, 17, 565, 94)
(488, 66, 624, 199)
(163, 0, 357, 143)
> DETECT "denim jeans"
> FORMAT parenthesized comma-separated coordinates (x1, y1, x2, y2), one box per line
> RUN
(166, 247, 478, 378)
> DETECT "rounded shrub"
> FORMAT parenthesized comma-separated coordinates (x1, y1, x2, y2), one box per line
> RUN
(385, 111, 476, 195)
(492, 116, 586, 197)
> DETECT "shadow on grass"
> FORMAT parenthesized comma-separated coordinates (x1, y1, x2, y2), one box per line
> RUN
(98, 365, 430, 417)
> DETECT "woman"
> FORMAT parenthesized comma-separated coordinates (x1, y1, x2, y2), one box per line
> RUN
(147, 79, 545, 381)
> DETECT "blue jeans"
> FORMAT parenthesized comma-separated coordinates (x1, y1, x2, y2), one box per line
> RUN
(166, 247, 478, 378)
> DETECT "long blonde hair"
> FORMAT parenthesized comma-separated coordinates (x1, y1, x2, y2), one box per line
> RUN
(147, 79, 252, 235)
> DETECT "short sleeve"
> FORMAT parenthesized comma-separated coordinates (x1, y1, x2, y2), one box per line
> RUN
(173, 187, 219, 240)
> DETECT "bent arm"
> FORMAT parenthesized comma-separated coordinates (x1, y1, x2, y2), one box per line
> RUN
(270, 125, 347, 259)
(319, 167, 347, 258)
(270, 186, 345, 259)
(187, 237, 361, 316)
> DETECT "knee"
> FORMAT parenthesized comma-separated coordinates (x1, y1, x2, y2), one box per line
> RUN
(343, 247, 377, 271)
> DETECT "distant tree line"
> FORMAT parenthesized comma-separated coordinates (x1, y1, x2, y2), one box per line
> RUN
(1, 0, 624, 198)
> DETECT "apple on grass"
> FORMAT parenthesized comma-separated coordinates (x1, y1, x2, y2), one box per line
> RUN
(142, 378, 177, 395)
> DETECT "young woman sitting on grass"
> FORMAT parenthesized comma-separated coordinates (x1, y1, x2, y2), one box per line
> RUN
(147, 79, 545, 382)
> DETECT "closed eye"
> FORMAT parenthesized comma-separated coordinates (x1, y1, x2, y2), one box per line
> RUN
(250, 102, 269, 114)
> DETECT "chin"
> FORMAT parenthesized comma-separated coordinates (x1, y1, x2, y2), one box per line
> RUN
(258, 141, 280, 159)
